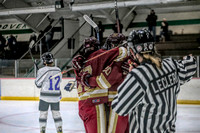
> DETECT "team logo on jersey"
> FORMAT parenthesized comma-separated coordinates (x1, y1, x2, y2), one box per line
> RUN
(92, 99, 100, 103)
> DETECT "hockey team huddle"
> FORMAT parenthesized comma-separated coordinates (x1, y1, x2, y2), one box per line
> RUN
(35, 29, 197, 133)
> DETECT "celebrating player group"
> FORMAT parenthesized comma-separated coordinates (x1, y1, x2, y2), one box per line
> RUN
(35, 26, 197, 133)
(68, 28, 197, 133)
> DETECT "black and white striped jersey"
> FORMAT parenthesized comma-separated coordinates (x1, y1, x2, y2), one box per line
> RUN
(111, 56, 197, 133)
(35, 66, 62, 103)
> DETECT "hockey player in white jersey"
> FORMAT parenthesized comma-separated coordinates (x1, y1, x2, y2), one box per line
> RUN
(35, 52, 63, 133)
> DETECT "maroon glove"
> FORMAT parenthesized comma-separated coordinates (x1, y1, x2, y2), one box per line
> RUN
(80, 72, 91, 87)
(72, 55, 85, 70)
(122, 58, 139, 74)
(128, 59, 138, 67)
(121, 61, 130, 75)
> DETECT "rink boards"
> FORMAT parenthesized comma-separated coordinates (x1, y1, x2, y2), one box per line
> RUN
(0, 78, 78, 101)
(0, 78, 200, 104)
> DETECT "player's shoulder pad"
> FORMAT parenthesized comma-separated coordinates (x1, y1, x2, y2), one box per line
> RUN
(115, 47, 128, 62)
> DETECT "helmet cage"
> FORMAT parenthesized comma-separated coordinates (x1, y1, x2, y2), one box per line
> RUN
(105, 33, 126, 49)
(42, 52, 54, 65)
(83, 37, 100, 56)
(83, 37, 99, 50)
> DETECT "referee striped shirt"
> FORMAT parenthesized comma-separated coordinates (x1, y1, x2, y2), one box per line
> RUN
(111, 56, 197, 133)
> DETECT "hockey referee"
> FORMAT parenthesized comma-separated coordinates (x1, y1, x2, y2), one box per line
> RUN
(111, 29, 197, 133)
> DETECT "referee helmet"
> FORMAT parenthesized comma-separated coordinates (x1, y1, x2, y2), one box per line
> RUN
(128, 29, 155, 54)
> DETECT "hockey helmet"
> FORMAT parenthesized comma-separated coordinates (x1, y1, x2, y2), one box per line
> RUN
(128, 29, 155, 54)
(104, 33, 126, 49)
(72, 55, 85, 70)
(83, 37, 100, 55)
(42, 52, 54, 65)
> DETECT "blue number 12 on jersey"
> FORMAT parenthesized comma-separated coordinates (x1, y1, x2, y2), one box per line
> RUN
(49, 76, 61, 90)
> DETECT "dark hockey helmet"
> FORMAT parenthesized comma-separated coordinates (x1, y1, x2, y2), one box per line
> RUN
(128, 29, 155, 54)
(83, 37, 100, 55)
(72, 55, 85, 70)
(42, 52, 54, 65)
(104, 33, 126, 49)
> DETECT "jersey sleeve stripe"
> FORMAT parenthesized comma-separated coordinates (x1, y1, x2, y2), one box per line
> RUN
(114, 47, 128, 62)
(96, 73, 111, 89)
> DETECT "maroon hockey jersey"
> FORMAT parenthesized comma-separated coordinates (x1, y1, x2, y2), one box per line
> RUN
(76, 47, 128, 107)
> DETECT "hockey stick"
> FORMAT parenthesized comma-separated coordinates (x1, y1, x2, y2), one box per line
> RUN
(114, 0, 120, 33)
(84, 41, 127, 63)
(51, 46, 121, 79)
(51, 41, 127, 78)
(83, 14, 100, 41)
(51, 47, 122, 79)
(64, 80, 76, 92)
(29, 43, 39, 70)
(50, 67, 74, 79)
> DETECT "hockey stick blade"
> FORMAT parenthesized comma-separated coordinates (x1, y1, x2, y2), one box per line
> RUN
(83, 15, 98, 31)
(83, 14, 100, 41)
(64, 80, 76, 92)
(29, 48, 39, 70)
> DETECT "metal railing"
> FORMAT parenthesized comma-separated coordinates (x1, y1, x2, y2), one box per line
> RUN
(19, 17, 64, 60)
(0, 56, 199, 78)
(0, 58, 72, 78)
(17, 17, 64, 77)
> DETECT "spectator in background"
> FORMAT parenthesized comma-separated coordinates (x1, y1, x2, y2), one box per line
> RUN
(44, 25, 54, 52)
(37, 30, 46, 57)
(0, 33, 6, 59)
(160, 18, 169, 42)
(97, 21, 105, 44)
(146, 9, 157, 41)
(7, 35, 18, 59)
(198, 36, 200, 44)
(29, 32, 37, 52)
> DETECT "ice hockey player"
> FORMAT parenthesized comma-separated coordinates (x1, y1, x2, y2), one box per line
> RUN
(35, 52, 63, 133)
(102, 33, 132, 133)
(72, 36, 129, 133)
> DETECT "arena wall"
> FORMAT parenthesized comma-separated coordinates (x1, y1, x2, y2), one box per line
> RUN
(130, 11, 200, 35)
(1, 11, 200, 42)
(0, 78, 200, 104)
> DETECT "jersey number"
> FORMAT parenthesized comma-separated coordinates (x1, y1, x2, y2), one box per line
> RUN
(49, 76, 60, 90)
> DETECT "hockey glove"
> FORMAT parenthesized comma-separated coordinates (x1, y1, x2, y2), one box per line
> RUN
(121, 58, 139, 74)
(128, 59, 139, 72)
(72, 55, 85, 70)
(64, 81, 75, 92)
(121, 61, 130, 75)
(80, 72, 91, 87)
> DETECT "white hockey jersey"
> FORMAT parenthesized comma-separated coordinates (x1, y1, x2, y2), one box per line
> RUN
(35, 66, 62, 103)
